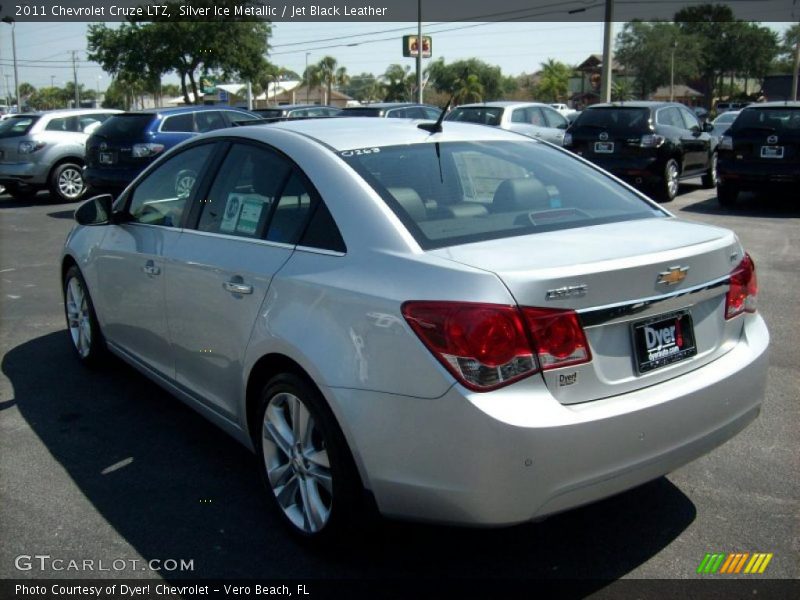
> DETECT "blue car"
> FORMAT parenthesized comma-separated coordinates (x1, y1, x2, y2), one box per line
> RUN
(84, 105, 260, 194)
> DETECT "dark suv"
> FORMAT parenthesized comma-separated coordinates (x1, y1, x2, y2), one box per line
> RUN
(564, 102, 716, 201)
(716, 101, 799, 206)
(84, 106, 259, 194)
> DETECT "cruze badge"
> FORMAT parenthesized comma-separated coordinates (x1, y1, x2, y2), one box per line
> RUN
(599, 132, 609, 141)
(767, 135, 778, 144)
(546, 284, 588, 300)
(657, 266, 689, 286)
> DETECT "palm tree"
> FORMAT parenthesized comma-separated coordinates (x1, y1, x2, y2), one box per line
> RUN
(316, 56, 338, 105)
(335, 66, 349, 94)
(536, 58, 573, 102)
(382, 64, 412, 101)
(303, 64, 322, 103)
(454, 73, 484, 103)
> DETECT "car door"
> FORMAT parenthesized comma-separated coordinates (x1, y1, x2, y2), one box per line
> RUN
(540, 106, 569, 145)
(93, 142, 217, 377)
(679, 106, 712, 173)
(164, 141, 315, 418)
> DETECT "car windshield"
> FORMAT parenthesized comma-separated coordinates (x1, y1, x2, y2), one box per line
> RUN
(92, 113, 155, 139)
(445, 107, 505, 126)
(714, 112, 738, 125)
(729, 108, 800, 135)
(573, 107, 651, 132)
(0, 115, 39, 137)
(340, 141, 666, 250)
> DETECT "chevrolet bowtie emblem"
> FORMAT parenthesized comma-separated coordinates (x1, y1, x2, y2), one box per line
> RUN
(657, 266, 689, 285)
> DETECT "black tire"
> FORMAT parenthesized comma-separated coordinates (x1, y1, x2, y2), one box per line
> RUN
(717, 182, 738, 207)
(63, 265, 107, 367)
(657, 158, 680, 202)
(256, 372, 363, 543)
(701, 152, 718, 189)
(4, 182, 39, 201)
(49, 162, 88, 203)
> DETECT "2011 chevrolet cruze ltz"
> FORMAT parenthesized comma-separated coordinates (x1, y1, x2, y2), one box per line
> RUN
(61, 117, 769, 541)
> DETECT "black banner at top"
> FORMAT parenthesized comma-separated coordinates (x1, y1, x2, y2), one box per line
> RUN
(0, 0, 797, 23)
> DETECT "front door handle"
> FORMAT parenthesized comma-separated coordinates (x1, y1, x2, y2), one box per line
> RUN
(142, 260, 161, 276)
(223, 281, 253, 295)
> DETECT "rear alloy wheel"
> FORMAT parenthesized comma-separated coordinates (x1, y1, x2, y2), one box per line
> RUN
(257, 373, 362, 542)
(63, 265, 107, 366)
(717, 182, 738, 207)
(701, 152, 718, 189)
(50, 163, 88, 202)
(658, 158, 680, 202)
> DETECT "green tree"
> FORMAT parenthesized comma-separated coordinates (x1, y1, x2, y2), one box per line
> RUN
(382, 64, 413, 101)
(426, 58, 506, 100)
(453, 73, 484, 103)
(534, 59, 573, 102)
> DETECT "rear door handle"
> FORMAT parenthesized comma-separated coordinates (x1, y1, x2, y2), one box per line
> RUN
(142, 260, 161, 276)
(223, 281, 253, 295)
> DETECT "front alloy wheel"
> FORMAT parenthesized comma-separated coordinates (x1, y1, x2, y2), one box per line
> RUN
(257, 373, 362, 541)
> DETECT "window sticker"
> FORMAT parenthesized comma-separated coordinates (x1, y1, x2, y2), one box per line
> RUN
(220, 193, 266, 236)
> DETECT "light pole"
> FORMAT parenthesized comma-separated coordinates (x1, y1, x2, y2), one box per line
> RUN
(416, 0, 423, 104)
(96, 75, 102, 107)
(2, 17, 20, 112)
(670, 40, 678, 102)
(305, 52, 310, 103)
(51, 75, 55, 88)
(599, 0, 614, 103)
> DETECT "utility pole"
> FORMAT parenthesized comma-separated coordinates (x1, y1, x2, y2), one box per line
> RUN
(792, 40, 799, 102)
(72, 51, 79, 108)
(2, 17, 20, 111)
(416, 0, 423, 104)
(670, 40, 678, 102)
(600, 0, 614, 103)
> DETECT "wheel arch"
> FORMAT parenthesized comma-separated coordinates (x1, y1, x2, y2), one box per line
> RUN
(48, 156, 85, 181)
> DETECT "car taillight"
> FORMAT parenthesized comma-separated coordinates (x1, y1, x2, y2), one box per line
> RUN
(131, 143, 165, 158)
(18, 140, 46, 154)
(718, 135, 733, 150)
(640, 134, 665, 148)
(725, 253, 758, 319)
(562, 132, 573, 147)
(521, 308, 592, 369)
(402, 301, 591, 391)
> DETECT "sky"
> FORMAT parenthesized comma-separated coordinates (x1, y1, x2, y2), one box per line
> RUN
(0, 20, 792, 96)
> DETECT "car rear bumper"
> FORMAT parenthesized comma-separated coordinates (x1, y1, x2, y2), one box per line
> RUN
(718, 159, 800, 186)
(326, 314, 768, 526)
(83, 165, 141, 191)
(0, 161, 49, 185)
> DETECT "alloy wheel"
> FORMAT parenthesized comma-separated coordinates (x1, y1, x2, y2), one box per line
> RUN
(65, 276, 92, 358)
(666, 160, 679, 199)
(262, 392, 333, 533)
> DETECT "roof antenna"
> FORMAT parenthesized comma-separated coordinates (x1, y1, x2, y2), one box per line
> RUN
(418, 68, 467, 134)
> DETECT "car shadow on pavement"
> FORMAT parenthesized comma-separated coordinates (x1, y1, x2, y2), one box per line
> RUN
(0, 193, 68, 209)
(682, 191, 800, 218)
(3, 332, 697, 583)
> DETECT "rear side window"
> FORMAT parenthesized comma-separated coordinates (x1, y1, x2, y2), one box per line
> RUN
(161, 113, 195, 133)
(730, 108, 800, 135)
(197, 143, 291, 238)
(93, 114, 154, 139)
(574, 107, 650, 132)
(266, 172, 313, 244)
(0, 115, 39, 137)
(299, 201, 346, 252)
(341, 141, 665, 250)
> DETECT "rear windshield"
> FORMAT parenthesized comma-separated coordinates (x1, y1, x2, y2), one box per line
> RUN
(730, 107, 800, 135)
(340, 141, 665, 250)
(446, 107, 505, 126)
(342, 107, 381, 117)
(0, 115, 39, 137)
(572, 107, 651, 132)
(92, 113, 155, 139)
(255, 109, 283, 118)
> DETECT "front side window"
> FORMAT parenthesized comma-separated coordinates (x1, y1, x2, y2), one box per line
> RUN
(542, 107, 568, 129)
(341, 141, 666, 249)
(195, 111, 226, 133)
(127, 143, 215, 227)
(657, 107, 684, 129)
(679, 107, 701, 130)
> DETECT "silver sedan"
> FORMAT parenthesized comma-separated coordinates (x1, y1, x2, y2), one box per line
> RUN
(62, 117, 769, 541)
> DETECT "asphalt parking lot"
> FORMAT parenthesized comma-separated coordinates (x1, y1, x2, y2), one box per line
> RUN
(0, 183, 798, 586)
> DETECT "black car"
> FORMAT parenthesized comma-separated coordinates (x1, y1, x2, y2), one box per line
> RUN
(341, 103, 442, 119)
(564, 102, 716, 201)
(252, 104, 342, 122)
(716, 101, 800, 206)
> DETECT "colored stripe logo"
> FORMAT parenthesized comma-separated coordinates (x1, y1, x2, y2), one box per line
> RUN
(697, 552, 773, 574)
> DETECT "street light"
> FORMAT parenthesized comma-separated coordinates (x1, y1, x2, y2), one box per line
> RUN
(670, 40, 678, 102)
(2, 17, 20, 112)
(305, 52, 310, 103)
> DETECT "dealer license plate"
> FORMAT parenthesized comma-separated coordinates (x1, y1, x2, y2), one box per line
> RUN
(594, 141, 614, 154)
(632, 310, 697, 374)
(760, 146, 784, 159)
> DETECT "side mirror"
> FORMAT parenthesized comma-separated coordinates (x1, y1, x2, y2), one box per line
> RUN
(702, 121, 714, 132)
(74, 194, 114, 226)
(557, 120, 569, 130)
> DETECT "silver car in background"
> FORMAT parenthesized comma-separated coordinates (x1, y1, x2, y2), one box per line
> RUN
(0, 108, 119, 202)
(445, 101, 569, 144)
(62, 118, 768, 541)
